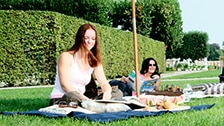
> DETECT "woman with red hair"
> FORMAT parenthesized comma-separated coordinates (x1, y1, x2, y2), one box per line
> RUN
(49, 23, 113, 105)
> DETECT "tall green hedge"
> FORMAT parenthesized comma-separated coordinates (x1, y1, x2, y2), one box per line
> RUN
(0, 10, 165, 87)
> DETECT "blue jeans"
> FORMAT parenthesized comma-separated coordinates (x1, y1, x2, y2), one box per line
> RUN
(109, 80, 132, 96)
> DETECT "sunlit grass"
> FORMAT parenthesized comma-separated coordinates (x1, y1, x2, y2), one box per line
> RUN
(161, 69, 220, 89)
(164, 69, 220, 79)
(0, 70, 224, 126)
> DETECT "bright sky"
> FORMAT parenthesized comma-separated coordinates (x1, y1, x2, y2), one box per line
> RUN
(178, 0, 224, 48)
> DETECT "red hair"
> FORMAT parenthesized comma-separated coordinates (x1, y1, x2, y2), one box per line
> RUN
(68, 23, 101, 67)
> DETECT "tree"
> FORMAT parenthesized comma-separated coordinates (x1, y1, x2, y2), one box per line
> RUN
(110, 0, 133, 31)
(110, 0, 184, 58)
(110, 0, 153, 36)
(208, 43, 220, 61)
(176, 31, 209, 61)
(149, 0, 184, 58)
(211, 43, 220, 50)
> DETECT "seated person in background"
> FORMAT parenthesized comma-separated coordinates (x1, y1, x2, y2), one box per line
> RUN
(109, 57, 161, 96)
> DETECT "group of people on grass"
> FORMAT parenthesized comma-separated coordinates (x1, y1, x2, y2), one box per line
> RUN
(49, 23, 161, 106)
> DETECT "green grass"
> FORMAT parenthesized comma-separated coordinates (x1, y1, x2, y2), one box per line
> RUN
(1, 70, 224, 126)
(160, 69, 220, 89)
(164, 69, 220, 79)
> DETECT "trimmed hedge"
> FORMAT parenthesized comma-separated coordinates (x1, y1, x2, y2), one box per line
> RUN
(0, 10, 165, 87)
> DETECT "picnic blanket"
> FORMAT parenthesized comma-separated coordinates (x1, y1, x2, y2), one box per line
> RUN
(1, 104, 215, 123)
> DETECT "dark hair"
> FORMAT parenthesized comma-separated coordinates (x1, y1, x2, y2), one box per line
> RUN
(68, 23, 101, 67)
(140, 57, 160, 78)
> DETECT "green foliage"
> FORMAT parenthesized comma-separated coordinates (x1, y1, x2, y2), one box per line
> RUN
(71, 0, 114, 27)
(149, 0, 184, 58)
(176, 63, 183, 68)
(0, 10, 58, 86)
(110, 0, 132, 30)
(0, 0, 114, 27)
(208, 43, 221, 61)
(0, 10, 165, 87)
(97, 26, 166, 78)
(0, 0, 183, 59)
(176, 31, 209, 61)
(110, 0, 184, 59)
(111, 0, 153, 37)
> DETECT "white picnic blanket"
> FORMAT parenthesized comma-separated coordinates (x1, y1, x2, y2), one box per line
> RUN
(189, 91, 224, 99)
(39, 98, 145, 115)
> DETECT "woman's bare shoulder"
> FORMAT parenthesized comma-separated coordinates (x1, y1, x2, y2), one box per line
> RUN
(58, 51, 73, 64)
(60, 51, 72, 57)
(152, 74, 160, 79)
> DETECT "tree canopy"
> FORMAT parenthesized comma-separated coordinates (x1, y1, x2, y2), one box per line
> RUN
(176, 31, 209, 61)
(149, 0, 184, 58)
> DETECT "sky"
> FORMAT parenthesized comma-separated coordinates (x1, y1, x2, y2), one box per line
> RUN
(178, 0, 224, 48)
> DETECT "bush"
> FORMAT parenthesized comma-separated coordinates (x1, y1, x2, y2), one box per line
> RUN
(0, 10, 165, 87)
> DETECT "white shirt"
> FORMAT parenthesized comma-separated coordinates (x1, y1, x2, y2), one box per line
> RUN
(50, 59, 94, 99)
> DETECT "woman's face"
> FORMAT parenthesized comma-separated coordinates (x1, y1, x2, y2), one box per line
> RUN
(148, 60, 156, 74)
(84, 29, 96, 50)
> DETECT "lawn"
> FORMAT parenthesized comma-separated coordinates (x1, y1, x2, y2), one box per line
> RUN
(0, 69, 224, 126)
(163, 69, 220, 79)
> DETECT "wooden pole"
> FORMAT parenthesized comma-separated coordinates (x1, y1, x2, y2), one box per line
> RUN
(132, 0, 140, 97)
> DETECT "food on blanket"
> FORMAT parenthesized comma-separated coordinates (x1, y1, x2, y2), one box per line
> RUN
(154, 99, 179, 110)
(164, 85, 182, 92)
(140, 94, 185, 106)
(145, 85, 183, 96)
(145, 91, 183, 96)
(149, 99, 154, 106)
(155, 101, 164, 110)
(163, 100, 178, 109)
(146, 99, 155, 106)
(143, 99, 179, 111)
(174, 97, 178, 104)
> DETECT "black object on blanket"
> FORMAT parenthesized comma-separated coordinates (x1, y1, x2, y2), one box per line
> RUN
(1, 104, 215, 123)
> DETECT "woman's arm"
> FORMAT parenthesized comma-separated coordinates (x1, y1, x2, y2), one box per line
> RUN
(154, 75, 161, 91)
(58, 52, 89, 100)
(94, 64, 112, 100)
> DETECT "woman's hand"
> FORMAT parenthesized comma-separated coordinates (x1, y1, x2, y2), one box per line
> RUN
(120, 76, 128, 83)
(154, 75, 161, 91)
(102, 90, 112, 100)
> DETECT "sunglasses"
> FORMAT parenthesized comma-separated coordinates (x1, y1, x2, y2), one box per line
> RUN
(59, 101, 78, 108)
(148, 64, 156, 67)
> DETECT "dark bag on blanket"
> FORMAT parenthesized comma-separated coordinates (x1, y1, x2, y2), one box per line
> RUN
(84, 75, 98, 99)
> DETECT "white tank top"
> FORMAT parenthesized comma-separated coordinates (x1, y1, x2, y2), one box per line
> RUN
(50, 58, 94, 99)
